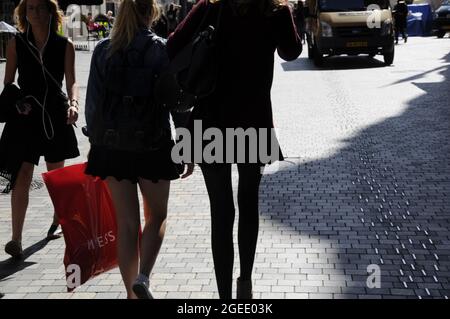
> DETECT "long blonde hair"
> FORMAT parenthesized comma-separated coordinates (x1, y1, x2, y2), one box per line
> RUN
(109, 0, 160, 55)
(14, 0, 63, 33)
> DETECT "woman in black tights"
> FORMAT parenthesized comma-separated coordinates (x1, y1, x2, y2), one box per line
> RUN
(167, 0, 302, 299)
(201, 163, 263, 299)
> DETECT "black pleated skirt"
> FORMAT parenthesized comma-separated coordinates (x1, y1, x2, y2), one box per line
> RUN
(85, 140, 182, 183)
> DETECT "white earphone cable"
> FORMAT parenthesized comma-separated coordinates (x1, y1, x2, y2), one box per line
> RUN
(24, 17, 54, 140)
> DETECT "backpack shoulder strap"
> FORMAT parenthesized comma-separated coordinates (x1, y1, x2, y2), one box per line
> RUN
(137, 35, 160, 66)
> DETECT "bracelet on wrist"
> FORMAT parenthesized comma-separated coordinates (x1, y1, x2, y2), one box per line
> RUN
(69, 99, 79, 110)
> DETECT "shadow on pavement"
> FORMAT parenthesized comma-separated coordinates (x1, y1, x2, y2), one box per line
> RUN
(261, 51, 449, 298)
(281, 55, 387, 72)
(0, 238, 51, 281)
(381, 65, 450, 88)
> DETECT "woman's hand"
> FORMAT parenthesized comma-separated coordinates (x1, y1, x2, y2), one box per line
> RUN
(67, 105, 79, 125)
(17, 102, 32, 115)
(181, 163, 195, 179)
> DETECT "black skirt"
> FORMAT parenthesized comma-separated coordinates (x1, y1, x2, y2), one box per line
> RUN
(184, 112, 284, 165)
(0, 109, 80, 193)
(85, 140, 182, 183)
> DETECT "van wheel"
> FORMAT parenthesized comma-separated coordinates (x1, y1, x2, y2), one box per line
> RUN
(437, 30, 446, 38)
(383, 47, 394, 66)
(313, 44, 324, 67)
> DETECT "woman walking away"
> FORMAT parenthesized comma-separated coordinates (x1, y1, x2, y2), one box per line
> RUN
(166, 2, 181, 33)
(167, 0, 301, 299)
(85, 0, 194, 299)
(1, 0, 80, 258)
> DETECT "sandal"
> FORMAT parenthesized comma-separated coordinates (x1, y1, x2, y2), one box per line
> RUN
(5, 240, 23, 259)
(132, 274, 154, 299)
(46, 224, 61, 240)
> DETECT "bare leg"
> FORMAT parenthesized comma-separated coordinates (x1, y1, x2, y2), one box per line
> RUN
(106, 177, 140, 299)
(11, 162, 34, 243)
(138, 179, 170, 277)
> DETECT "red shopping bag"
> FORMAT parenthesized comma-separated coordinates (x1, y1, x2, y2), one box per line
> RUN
(42, 163, 118, 292)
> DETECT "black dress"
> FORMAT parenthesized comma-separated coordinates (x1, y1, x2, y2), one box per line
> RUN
(0, 29, 80, 192)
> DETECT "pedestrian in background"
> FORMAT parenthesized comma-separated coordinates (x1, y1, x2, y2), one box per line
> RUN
(167, 2, 181, 33)
(107, 10, 115, 27)
(394, 0, 408, 44)
(153, 10, 169, 38)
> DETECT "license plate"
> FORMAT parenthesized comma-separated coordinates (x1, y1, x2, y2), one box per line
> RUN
(346, 41, 368, 48)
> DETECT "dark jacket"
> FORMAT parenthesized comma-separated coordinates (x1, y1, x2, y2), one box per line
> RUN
(166, 0, 302, 163)
(394, 2, 408, 29)
(167, 0, 302, 130)
(85, 28, 170, 131)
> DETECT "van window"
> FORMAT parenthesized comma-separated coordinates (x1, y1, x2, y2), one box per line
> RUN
(319, 0, 389, 12)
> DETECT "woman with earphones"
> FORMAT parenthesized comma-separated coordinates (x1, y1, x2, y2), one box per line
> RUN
(0, 0, 80, 258)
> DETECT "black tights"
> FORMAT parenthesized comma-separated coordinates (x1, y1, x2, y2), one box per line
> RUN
(200, 163, 262, 299)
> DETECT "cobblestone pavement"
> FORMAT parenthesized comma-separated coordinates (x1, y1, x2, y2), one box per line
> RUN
(0, 37, 449, 299)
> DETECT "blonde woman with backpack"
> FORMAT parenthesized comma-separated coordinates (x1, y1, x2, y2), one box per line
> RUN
(85, 0, 194, 299)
